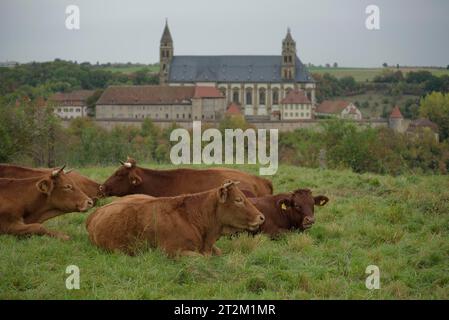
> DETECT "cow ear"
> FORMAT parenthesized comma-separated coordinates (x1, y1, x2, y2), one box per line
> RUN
(314, 195, 329, 206)
(277, 198, 292, 212)
(36, 178, 54, 195)
(129, 172, 142, 186)
(217, 187, 228, 203)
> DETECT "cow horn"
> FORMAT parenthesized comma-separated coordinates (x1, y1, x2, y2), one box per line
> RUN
(124, 162, 132, 168)
(119, 160, 125, 165)
(64, 169, 73, 174)
(52, 165, 66, 177)
(222, 180, 240, 188)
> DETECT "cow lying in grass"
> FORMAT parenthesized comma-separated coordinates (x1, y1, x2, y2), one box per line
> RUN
(0, 164, 102, 202)
(0, 167, 94, 240)
(228, 189, 329, 237)
(86, 181, 265, 257)
(99, 157, 273, 198)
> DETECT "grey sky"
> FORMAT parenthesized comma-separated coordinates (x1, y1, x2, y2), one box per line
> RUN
(0, 0, 448, 67)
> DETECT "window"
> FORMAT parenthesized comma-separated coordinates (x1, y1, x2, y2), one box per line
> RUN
(259, 89, 266, 105)
(232, 89, 239, 103)
(176, 114, 179, 119)
(295, 113, 298, 117)
(245, 89, 252, 105)
(189, 114, 191, 119)
(76, 108, 81, 113)
(272, 89, 279, 105)
(166, 114, 169, 119)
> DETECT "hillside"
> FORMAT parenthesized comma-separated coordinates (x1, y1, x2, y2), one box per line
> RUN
(0, 164, 447, 299)
(309, 66, 449, 82)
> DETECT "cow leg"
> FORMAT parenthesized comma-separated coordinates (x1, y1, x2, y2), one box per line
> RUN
(212, 245, 222, 256)
(7, 223, 70, 241)
(179, 250, 203, 257)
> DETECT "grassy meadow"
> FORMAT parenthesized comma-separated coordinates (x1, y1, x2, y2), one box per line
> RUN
(0, 164, 448, 299)
(309, 66, 449, 82)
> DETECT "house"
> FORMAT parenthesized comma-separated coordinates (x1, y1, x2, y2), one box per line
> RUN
(316, 100, 362, 120)
(95, 85, 226, 121)
(159, 21, 316, 118)
(49, 90, 95, 119)
(225, 103, 243, 117)
(406, 118, 439, 142)
(280, 89, 313, 120)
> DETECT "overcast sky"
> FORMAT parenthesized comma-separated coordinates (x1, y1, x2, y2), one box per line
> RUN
(1, 0, 448, 67)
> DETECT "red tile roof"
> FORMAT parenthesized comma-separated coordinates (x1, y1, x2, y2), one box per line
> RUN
(193, 86, 224, 99)
(49, 90, 95, 105)
(226, 103, 242, 115)
(97, 86, 195, 105)
(389, 106, 403, 119)
(281, 89, 310, 104)
(97, 85, 224, 105)
(316, 100, 351, 114)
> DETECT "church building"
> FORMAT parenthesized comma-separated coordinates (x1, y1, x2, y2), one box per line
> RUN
(159, 21, 316, 119)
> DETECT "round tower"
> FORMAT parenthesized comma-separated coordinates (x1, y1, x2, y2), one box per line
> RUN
(389, 106, 404, 132)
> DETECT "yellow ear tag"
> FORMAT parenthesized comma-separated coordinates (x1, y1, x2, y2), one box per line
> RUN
(281, 203, 287, 210)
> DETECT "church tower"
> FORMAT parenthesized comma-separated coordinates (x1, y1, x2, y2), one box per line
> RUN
(281, 28, 296, 81)
(159, 19, 173, 85)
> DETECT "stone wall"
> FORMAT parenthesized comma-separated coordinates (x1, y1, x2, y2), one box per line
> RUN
(61, 118, 390, 132)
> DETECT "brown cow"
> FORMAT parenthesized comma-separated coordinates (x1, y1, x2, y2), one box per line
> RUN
(86, 181, 265, 257)
(0, 167, 94, 240)
(99, 157, 273, 198)
(226, 189, 329, 237)
(0, 164, 102, 201)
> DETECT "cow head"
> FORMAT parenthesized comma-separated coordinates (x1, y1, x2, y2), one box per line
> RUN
(36, 166, 94, 212)
(277, 189, 329, 230)
(216, 180, 265, 232)
(100, 157, 143, 197)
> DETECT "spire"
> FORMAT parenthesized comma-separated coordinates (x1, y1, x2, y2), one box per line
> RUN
(161, 19, 172, 43)
(283, 27, 295, 44)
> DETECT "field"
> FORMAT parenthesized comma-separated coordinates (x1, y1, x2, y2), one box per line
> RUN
(308, 67, 449, 82)
(0, 164, 448, 299)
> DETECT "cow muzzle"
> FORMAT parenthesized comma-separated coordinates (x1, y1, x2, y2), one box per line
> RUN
(302, 216, 315, 229)
(78, 198, 94, 212)
(248, 214, 265, 231)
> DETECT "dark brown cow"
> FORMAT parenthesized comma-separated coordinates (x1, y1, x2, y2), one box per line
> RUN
(229, 189, 329, 237)
(0, 167, 94, 240)
(86, 181, 265, 257)
(99, 157, 273, 198)
(0, 164, 102, 201)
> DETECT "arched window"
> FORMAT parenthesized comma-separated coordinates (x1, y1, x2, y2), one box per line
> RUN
(245, 88, 253, 105)
(259, 89, 266, 105)
(272, 89, 279, 105)
(232, 89, 239, 103)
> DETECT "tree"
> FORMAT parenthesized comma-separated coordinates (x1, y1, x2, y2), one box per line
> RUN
(419, 92, 449, 141)
(382, 63, 388, 68)
(333, 62, 338, 68)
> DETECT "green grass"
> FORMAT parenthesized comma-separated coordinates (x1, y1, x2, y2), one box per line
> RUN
(309, 67, 449, 82)
(1, 164, 448, 299)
